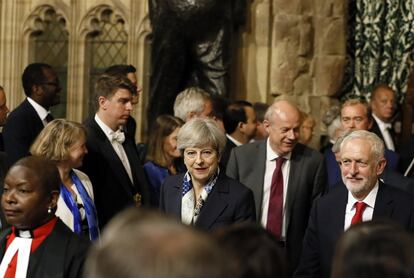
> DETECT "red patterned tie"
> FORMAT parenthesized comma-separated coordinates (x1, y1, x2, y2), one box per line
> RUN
(266, 156, 286, 239)
(351, 201, 367, 225)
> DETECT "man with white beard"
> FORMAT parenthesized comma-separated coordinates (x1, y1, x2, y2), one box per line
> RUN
(295, 130, 414, 278)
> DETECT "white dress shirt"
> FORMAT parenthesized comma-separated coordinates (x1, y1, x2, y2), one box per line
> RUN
(94, 114, 133, 182)
(261, 139, 291, 240)
(373, 114, 395, 151)
(344, 181, 379, 230)
(27, 97, 50, 126)
(226, 134, 243, 146)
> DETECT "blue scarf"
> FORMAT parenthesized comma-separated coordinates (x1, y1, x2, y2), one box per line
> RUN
(60, 171, 99, 241)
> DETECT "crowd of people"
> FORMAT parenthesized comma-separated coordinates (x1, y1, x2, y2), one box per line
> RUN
(0, 62, 414, 277)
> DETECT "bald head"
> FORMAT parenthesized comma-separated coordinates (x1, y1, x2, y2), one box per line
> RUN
(264, 100, 301, 155)
(265, 100, 301, 125)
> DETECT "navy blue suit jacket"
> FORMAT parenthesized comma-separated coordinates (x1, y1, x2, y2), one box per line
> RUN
(160, 172, 256, 231)
(295, 182, 414, 278)
(3, 99, 45, 166)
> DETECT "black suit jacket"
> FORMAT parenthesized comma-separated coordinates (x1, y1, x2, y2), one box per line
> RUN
(160, 172, 256, 231)
(0, 219, 89, 278)
(3, 99, 45, 166)
(295, 182, 414, 278)
(370, 118, 397, 150)
(81, 116, 150, 229)
(220, 138, 236, 171)
(226, 140, 327, 271)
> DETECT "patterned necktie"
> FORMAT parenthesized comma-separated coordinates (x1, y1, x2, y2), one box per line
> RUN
(351, 201, 367, 225)
(266, 156, 286, 239)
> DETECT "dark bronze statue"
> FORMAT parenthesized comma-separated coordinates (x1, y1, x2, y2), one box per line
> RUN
(148, 0, 248, 126)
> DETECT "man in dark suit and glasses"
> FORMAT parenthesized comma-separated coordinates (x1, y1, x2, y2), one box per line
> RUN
(226, 99, 326, 273)
(81, 74, 150, 229)
(3, 63, 61, 166)
(295, 130, 414, 278)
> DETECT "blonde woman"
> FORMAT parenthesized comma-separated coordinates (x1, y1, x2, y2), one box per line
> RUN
(30, 119, 99, 240)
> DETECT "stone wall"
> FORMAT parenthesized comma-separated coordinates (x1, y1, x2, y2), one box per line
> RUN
(269, 0, 346, 148)
(0, 0, 347, 144)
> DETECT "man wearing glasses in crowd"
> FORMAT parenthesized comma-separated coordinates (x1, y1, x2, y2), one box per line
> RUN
(3, 63, 61, 166)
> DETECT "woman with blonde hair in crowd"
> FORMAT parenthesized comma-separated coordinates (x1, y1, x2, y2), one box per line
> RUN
(30, 119, 99, 241)
(144, 114, 185, 207)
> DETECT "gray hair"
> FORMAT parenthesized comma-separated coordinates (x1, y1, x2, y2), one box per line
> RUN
(173, 87, 211, 121)
(177, 118, 226, 156)
(340, 130, 384, 161)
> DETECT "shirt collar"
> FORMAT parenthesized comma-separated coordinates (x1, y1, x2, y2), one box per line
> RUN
(373, 114, 392, 130)
(266, 138, 292, 161)
(226, 134, 243, 146)
(12, 217, 57, 239)
(94, 114, 123, 141)
(347, 180, 379, 210)
(27, 97, 49, 122)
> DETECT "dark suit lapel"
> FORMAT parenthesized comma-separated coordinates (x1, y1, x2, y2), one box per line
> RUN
(170, 182, 182, 218)
(329, 186, 348, 241)
(285, 145, 303, 230)
(196, 175, 229, 230)
(22, 99, 45, 130)
(88, 118, 135, 197)
(373, 182, 394, 218)
(250, 141, 267, 219)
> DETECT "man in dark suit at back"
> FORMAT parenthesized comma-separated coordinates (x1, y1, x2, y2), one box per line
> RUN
(81, 74, 150, 229)
(221, 100, 257, 167)
(226, 99, 326, 273)
(369, 84, 397, 151)
(3, 63, 61, 166)
(295, 130, 414, 278)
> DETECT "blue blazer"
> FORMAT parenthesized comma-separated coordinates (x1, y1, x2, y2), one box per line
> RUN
(160, 172, 256, 231)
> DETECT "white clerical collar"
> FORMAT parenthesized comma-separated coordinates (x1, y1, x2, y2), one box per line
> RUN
(347, 181, 379, 211)
(94, 114, 123, 141)
(27, 97, 49, 122)
(226, 134, 243, 146)
(372, 114, 392, 130)
(266, 138, 292, 161)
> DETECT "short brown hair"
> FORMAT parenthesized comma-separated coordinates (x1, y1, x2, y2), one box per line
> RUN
(94, 74, 136, 110)
(30, 119, 87, 162)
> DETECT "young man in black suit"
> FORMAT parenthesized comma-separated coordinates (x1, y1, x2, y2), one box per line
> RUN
(3, 63, 61, 166)
(295, 130, 414, 278)
(81, 74, 150, 229)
